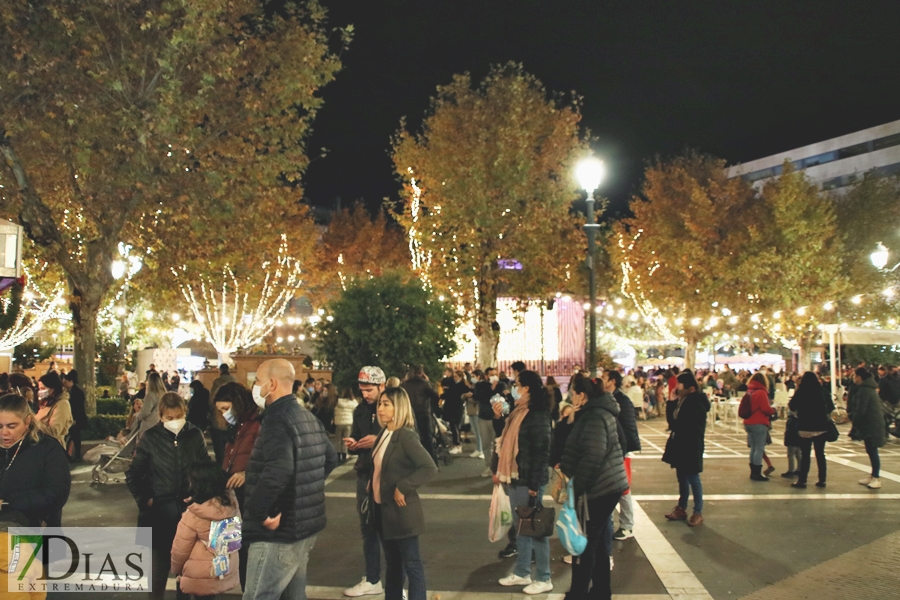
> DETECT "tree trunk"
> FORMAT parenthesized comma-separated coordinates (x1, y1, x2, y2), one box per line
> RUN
(797, 334, 813, 373)
(70, 279, 103, 416)
(477, 319, 499, 370)
(684, 333, 698, 372)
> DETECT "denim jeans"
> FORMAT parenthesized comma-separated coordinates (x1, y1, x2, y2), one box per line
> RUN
(745, 424, 769, 466)
(566, 492, 620, 600)
(243, 535, 317, 600)
(797, 435, 826, 484)
(505, 483, 550, 582)
(865, 439, 881, 477)
(357, 476, 381, 584)
(676, 469, 703, 514)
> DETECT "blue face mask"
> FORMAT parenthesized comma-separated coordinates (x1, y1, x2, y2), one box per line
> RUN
(511, 385, 521, 401)
(307, 387, 315, 395)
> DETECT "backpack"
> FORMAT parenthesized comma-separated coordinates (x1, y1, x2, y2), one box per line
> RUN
(207, 516, 242, 578)
(738, 392, 754, 419)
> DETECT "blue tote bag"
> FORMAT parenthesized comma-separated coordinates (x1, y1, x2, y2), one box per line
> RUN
(555, 478, 587, 556)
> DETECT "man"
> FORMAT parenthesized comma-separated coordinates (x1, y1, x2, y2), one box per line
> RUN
(720, 365, 737, 397)
(243, 358, 337, 600)
(209, 363, 237, 464)
(210, 363, 237, 401)
(474, 367, 505, 477)
(343, 367, 386, 598)
(667, 366, 680, 400)
(401, 365, 438, 459)
(63, 370, 87, 463)
(603, 370, 641, 541)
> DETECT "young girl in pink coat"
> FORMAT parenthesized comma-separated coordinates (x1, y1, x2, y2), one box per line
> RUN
(171, 462, 240, 599)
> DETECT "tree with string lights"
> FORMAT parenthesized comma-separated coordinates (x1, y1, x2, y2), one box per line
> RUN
(0, 0, 346, 403)
(393, 63, 587, 368)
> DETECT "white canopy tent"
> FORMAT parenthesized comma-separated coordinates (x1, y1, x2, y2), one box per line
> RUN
(821, 324, 900, 402)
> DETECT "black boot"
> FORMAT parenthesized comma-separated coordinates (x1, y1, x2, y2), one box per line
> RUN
(750, 464, 769, 481)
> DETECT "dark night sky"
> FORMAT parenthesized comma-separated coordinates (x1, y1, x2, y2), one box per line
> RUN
(302, 1, 900, 216)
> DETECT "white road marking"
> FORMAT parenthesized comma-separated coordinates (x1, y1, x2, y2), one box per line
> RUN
(825, 455, 900, 483)
(326, 492, 900, 501)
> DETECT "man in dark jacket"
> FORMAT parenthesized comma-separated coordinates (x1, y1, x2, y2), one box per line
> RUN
(62, 370, 87, 463)
(474, 367, 505, 476)
(243, 359, 338, 600)
(401, 365, 438, 460)
(343, 366, 385, 598)
(603, 370, 641, 540)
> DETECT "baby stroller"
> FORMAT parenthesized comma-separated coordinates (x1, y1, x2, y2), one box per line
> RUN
(89, 430, 139, 484)
(431, 413, 453, 467)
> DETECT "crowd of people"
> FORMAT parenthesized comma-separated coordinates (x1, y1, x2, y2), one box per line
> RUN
(2, 353, 898, 600)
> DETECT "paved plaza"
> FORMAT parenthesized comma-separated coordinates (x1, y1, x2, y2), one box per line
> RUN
(52, 416, 900, 600)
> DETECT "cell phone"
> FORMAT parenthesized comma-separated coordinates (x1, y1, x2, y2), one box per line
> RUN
(343, 437, 356, 444)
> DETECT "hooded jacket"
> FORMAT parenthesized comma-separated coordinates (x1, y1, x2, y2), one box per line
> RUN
(742, 379, 775, 426)
(849, 377, 886, 447)
(170, 491, 240, 596)
(662, 390, 710, 474)
(560, 393, 629, 499)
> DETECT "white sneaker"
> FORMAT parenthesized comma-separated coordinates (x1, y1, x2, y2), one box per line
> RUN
(859, 475, 873, 486)
(481, 468, 493, 477)
(499, 574, 532, 587)
(868, 478, 882, 489)
(343, 578, 383, 597)
(449, 446, 462, 455)
(562, 555, 572, 564)
(523, 580, 553, 595)
(471, 451, 484, 459)
(610, 556, 615, 571)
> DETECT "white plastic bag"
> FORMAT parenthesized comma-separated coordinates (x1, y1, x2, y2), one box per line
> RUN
(489, 483, 513, 543)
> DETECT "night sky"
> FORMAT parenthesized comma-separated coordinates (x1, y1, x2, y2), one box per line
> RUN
(302, 1, 900, 216)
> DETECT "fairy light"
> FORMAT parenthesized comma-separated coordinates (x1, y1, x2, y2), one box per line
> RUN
(0, 265, 68, 352)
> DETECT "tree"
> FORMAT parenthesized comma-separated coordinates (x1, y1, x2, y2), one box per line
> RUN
(305, 203, 411, 307)
(392, 63, 587, 369)
(611, 152, 761, 369)
(315, 275, 459, 388)
(0, 0, 345, 412)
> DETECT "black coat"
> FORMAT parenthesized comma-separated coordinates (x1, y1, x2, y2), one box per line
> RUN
(401, 377, 437, 454)
(68, 384, 88, 430)
(662, 391, 710, 474)
(789, 384, 835, 432)
(126, 422, 209, 525)
(494, 406, 551, 491)
(243, 395, 338, 544)
(350, 400, 383, 478)
(560, 394, 629, 500)
(0, 433, 71, 527)
(187, 387, 211, 431)
(440, 380, 467, 424)
(613, 389, 641, 453)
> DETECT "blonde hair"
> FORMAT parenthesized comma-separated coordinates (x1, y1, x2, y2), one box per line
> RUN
(385, 376, 402, 388)
(157, 392, 187, 417)
(0, 393, 47, 444)
(146, 372, 167, 397)
(379, 387, 416, 431)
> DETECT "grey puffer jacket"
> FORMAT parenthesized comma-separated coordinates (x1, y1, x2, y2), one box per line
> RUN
(243, 395, 338, 543)
(561, 393, 629, 500)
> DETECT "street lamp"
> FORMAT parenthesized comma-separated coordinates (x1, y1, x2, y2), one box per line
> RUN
(111, 243, 142, 374)
(870, 241, 900, 271)
(576, 156, 606, 377)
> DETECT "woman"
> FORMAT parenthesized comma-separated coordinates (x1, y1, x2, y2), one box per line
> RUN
(334, 387, 358, 463)
(186, 380, 210, 431)
(217, 382, 260, 591)
(662, 371, 710, 527)
(463, 371, 484, 458)
(369, 387, 437, 600)
(316, 382, 338, 435)
(788, 372, 835, 488)
(133, 372, 167, 444)
(35, 371, 73, 448)
(545, 376, 563, 423)
(849, 367, 885, 489)
(0, 393, 71, 527)
(560, 375, 629, 600)
(440, 370, 468, 454)
(126, 393, 210, 600)
(493, 370, 553, 595)
(742, 373, 776, 481)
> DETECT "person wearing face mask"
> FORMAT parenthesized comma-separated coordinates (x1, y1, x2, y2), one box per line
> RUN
(126, 393, 210, 600)
(0, 393, 71, 528)
(242, 359, 338, 600)
(35, 371, 73, 449)
(209, 364, 237, 464)
(214, 382, 261, 592)
(661, 371, 710, 527)
(475, 367, 506, 477)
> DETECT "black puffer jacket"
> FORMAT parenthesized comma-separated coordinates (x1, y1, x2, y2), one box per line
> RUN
(494, 406, 551, 491)
(126, 422, 209, 521)
(243, 395, 338, 544)
(613, 389, 641, 453)
(561, 393, 629, 499)
(0, 433, 71, 527)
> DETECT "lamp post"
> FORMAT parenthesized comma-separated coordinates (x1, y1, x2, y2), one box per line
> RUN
(111, 243, 142, 375)
(576, 156, 606, 377)
(870, 242, 900, 271)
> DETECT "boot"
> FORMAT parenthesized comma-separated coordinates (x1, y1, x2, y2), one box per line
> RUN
(750, 464, 769, 481)
(664, 505, 688, 521)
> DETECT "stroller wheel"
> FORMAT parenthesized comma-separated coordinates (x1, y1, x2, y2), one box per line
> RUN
(96, 470, 109, 484)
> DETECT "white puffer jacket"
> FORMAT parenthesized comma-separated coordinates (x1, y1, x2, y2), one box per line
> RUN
(334, 397, 358, 426)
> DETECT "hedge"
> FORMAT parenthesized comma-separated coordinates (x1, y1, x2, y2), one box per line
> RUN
(96, 398, 129, 415)
(83, 415, 128, 440)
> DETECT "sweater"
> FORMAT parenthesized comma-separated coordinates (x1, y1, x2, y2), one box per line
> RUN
(170, 492, 240, 596)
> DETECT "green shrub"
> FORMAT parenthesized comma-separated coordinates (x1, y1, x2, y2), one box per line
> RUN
(96, 398, 129, 415)
(83, 415, 128, 440)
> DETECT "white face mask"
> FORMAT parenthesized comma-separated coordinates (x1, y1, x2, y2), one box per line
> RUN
(223, 409, 237, 425)
(252, 384, 269, 409)
(489, 376, 499, 384)
(163, 418, 186, 435)
(38, 389, 50, 400)
(511, 385, 521, 401)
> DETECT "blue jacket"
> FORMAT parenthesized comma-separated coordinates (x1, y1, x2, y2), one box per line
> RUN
(243, 395, 338, 543)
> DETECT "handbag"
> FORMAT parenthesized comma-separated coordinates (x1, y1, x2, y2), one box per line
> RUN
(550, 467, 569, 505)
(515, 496, 555, 538)
(825, 419, 839, 443)
(555, 479, 587, 556)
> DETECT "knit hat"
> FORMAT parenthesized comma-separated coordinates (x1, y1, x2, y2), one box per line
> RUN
(358, 366, 386, 385)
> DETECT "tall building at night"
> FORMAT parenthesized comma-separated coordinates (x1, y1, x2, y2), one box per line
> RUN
(727, 119, 900, 192)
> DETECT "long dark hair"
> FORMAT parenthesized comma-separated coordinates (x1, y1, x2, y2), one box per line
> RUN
(794, 371, 821, 398)
(569, 373, 597, 398)
(518, 370, 550, 411)
(214, 382, 258, 422)
(188, 461, 231, 507)
(38, 371, 64, 407)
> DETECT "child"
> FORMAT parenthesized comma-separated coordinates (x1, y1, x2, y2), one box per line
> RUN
(126, 393, 210, 600)
(171, 462, 240, 599)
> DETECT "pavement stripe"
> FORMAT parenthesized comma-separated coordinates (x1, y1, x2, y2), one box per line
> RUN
(825, 455, 900, 483)
(640, 436, 666, 453)
(630, 501, 713, 600)
(325, 492, 900, 501)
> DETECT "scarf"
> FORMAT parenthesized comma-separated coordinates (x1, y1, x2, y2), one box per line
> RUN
(496, 399, 529, 484)
(673, 393, 688, 420)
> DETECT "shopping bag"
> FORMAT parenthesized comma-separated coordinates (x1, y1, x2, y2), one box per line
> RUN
(489, 484, 513, 542)
(555, 479, 587, 556)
